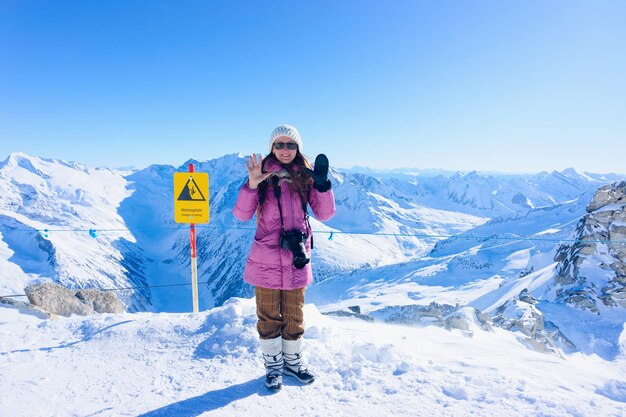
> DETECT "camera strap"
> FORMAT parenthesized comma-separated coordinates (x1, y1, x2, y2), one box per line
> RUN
(271, 176, 314, 249)
(271, 176, 286, 235)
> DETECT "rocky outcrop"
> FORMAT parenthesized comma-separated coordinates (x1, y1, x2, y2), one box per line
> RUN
(491, 289, 575, 356)
(587, 181, 626, 212)
(371, 302, 459, 326)
(75, 289, 125, 314)
(365, 293, 574, 355)
(24, 282, 125, 317)
(554, 181, 626, 312)
(0, 296, 51, 319)
(25, 283, 94, 316)
(444, 307, 493, 335)
(369, 303, 492, 338)
(323, 305, 375, 322)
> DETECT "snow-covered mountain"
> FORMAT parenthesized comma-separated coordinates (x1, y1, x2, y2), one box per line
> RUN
(0, 152, 619, 314)
(310, 181, 626, 360)
(0, 152, 150, 311)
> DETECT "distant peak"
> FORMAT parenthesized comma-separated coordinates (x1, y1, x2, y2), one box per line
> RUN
(0, 152, 100, 176)
(560, 167, 594, 181)
(452, 171, 476, 179)
(1, 151, 39, 169)
(181, 158, 201, 168)
(465, 170, 484, 179)
(561, 167, 582, 178)
(3, 150, 34, 162)
(0, 151, 54, 179)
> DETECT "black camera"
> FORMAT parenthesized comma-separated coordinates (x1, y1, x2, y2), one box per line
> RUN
(280, 229, 310, 269)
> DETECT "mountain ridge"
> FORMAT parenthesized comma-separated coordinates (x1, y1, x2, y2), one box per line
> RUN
(0, 152, 623, 316)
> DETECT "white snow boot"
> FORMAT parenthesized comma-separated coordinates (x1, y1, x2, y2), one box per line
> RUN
(282, 338, 315, 384)
(259, 336, 283, 390)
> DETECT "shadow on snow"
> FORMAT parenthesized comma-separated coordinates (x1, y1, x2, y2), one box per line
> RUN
(136, 377, 274, 417)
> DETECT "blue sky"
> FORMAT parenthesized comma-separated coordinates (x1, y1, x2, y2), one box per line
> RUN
(1, 1, 624, 173)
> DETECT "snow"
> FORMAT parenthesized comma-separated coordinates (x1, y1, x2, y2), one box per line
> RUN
(535, 228, 561, 236)
(2, 152, 626, 415)
(537, 302, 626, 360)
(1, 298, 625, 417)
(0, 231, 35, 295)
(0, 153, 137, 305)
(0, 152, 614, 312)
(470, 263, 557, 314)
(501, 248, 532, 272)
(596, 380, 626, 403)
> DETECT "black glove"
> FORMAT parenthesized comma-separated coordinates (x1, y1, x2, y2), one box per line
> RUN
(305, 154, 332, 192)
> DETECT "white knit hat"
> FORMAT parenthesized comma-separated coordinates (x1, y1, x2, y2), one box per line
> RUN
(269, 124, 302, 152)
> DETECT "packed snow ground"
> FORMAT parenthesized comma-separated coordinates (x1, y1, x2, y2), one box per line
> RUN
(1, 298, 625, 417)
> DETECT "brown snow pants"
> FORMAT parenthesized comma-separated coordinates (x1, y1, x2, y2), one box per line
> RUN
(255, 287, 306, 341)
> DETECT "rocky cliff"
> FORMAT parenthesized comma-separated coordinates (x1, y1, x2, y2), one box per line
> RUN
(554, 181, 626, 313)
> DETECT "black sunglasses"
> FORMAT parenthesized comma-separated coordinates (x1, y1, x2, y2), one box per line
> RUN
(273, 142, 298, 150)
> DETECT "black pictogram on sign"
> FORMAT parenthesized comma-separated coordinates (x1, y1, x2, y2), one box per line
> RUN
(177, 177, 207, 201)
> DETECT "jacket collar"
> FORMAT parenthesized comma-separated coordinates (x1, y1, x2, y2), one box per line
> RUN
(263, 158, 300, 174)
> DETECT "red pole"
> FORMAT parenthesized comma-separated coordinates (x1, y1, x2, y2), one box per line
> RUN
(189, 162, 196, 256)
(189, 163, 199, 313)
(190, 224, 197, 258)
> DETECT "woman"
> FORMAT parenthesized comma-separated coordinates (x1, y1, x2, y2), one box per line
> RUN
(232, 124, 336, 390)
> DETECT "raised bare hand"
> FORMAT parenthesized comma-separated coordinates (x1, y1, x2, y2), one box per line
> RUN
(246, 154, 272, 189)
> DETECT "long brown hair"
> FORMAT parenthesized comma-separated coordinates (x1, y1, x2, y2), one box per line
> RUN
(258, 151, 313, 208)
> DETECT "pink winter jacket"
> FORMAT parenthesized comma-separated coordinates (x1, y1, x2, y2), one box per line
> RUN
(232, 159, 336, 289)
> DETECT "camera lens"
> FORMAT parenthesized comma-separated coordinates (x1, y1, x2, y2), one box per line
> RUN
(293, 255, 309, 269)
(280, 230, 310, 269)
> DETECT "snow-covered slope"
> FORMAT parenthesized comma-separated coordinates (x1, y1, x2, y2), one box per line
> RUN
(309, 182, 626, 360)
(308, 194, 590, 313)
(1, 298, 625, 417)
(0, 152, 149, 310)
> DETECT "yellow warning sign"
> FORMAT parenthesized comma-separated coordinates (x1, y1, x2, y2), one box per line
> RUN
(174, 172, 210, 223)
